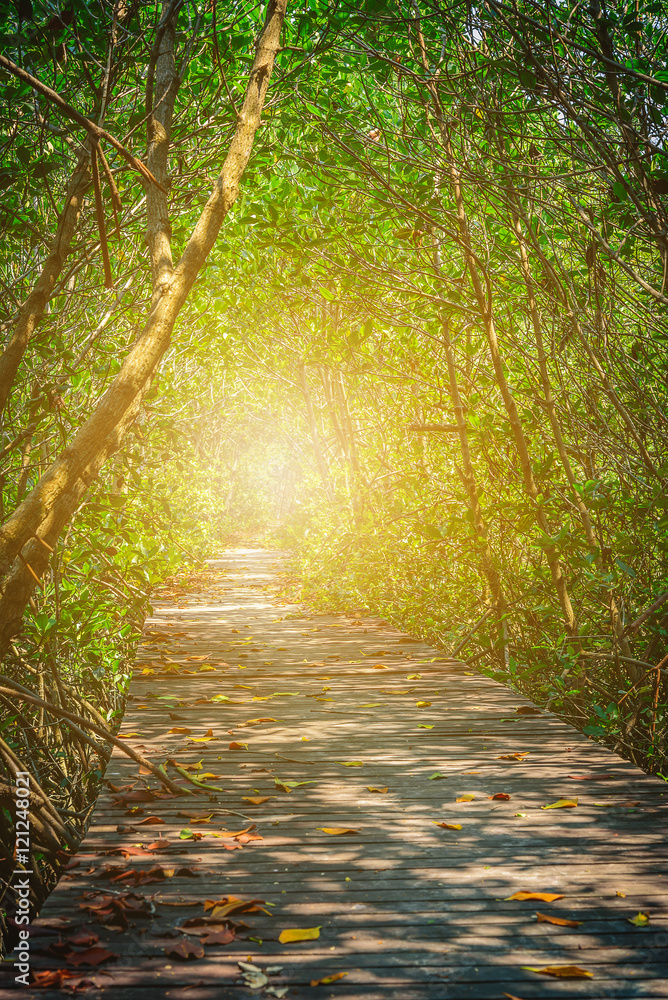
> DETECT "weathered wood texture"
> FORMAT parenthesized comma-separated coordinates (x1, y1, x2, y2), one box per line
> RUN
(4, 549, 667, 998)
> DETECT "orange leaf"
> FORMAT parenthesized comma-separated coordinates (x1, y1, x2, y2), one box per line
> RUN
(506, 891, 565, 902)
(316, 827, 360, 835)
(497, 752, 529, 760)
(536, 912, 582, 928)
(310, 972, 349, 986)
(229, 741, 249, 750)
(366, 786, 388, 794)
(134, 816, 165, 826)
(242, 796, 274, 805)
(489, 792, 511, 800)
(434, 822, 461, 830)
(524, 965, 592, 979)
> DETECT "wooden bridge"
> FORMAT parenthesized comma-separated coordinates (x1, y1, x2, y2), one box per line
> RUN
(6, 550, 668, 998)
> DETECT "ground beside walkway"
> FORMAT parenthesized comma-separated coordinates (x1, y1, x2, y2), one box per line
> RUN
(9, 549, 668, 998)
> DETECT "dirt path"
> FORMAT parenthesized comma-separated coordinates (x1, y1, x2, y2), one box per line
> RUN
(9, 549, 668, 998)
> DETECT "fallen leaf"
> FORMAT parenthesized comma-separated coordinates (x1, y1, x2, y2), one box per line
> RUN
(616, 890, 626, 897)
(243, 796, 275, 805)
(523, 965, 592, 979)
(65, 929, 99, 948)
(61, 943, 116, 967)
(366, 786, 388, 794)
(542, 799, 577, 809)
(177, 811, 214, 821)
(317, 827, 360, 835)
(435, 822, 461, 830)
(417, 724, 434, 729)
(205, 896, 271, 917)
(628, 911, 650, 926)
(502, 994, 527, 1000)
(536, 912, 582, 928)
(428, 772, 447, 780)
(497, 752, 529, 760)
(310, 972, 349, 985)
(372, 664, 387, 669)
(163, 940, 205, 960)
(134, 816, 165, 826)
(489, 792, 511, 800)
(568, 773, 616, 780)
(515, 706, 541, 714)
(456, 794, 475, 802)
(168, 727, 192, 734)
(179, 828, 203, 841)
(200, 928, 235, 945)
(415, 700, 432, 707)
(229, 741, 249, 750)
(407, 674, 422, 679)
(506, 891, 564, 902)
(31, 971, 82, 988)
(336, 761, 364, 766)
(278, 926, 321, 943)
(118, 733, 143, 738)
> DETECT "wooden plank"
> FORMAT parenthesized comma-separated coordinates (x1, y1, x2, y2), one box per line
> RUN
(4, 549, 667, 999)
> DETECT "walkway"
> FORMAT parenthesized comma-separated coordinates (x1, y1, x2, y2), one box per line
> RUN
(11, 550, 668, 998)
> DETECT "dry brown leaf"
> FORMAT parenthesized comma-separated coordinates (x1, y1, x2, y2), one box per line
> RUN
(366, 786, 388, 794)
(242, 795, 275, 805)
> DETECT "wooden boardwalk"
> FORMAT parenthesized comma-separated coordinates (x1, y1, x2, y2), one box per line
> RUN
(6, 549, 668, 998)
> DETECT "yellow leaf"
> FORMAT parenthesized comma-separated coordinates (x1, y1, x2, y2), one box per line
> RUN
(523, 965, 592, 979)
(542, 798, 578, 809)
(616, 890, 626, 897)
(367, 786, 388, 794)
(416, 701, 432, 707)
(310, 972, 348, 985)
(497, 752, 529, 760)
(278, 926, 321, 943)
(316, 827, 360, 835)
(118, 732, 142, 738)
(435, 822, 461, 830)
(417, 724, 434, 729)
(407, 674, 422, 679)
(358, 703, 384, 708)
(242, 796, 274, 805)
(628, 911, 650, 926)
(372, 663, 387, 669)
(506, 891, 565, 902)
(456, 794, 475, 802)
(336, 761, 363, 767)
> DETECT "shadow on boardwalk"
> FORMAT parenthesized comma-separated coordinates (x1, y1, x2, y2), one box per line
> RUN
(4, 550, 667, 998)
